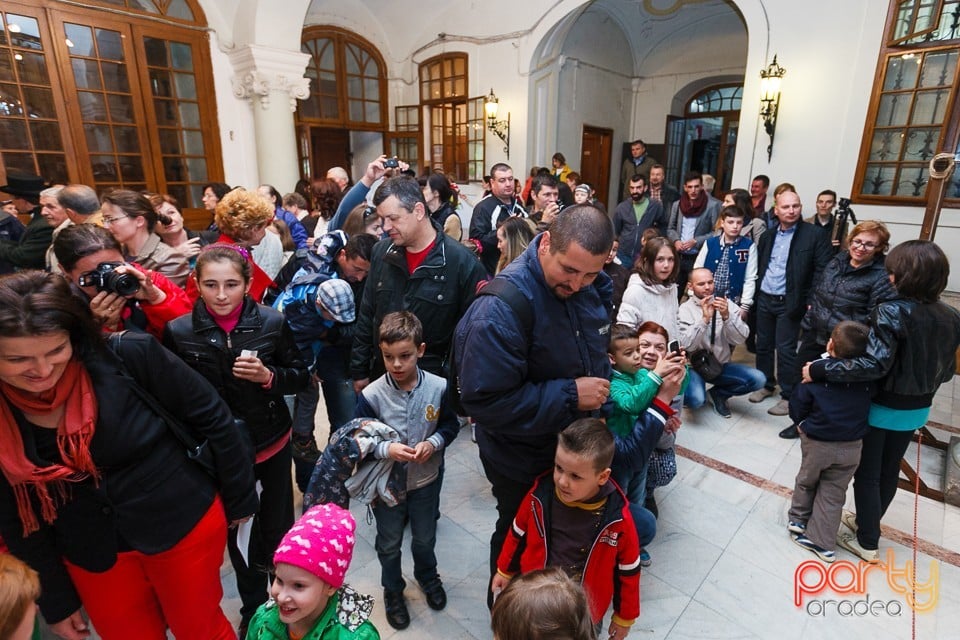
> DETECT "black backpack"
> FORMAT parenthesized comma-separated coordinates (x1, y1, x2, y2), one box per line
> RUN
(447, 277, 533, 416)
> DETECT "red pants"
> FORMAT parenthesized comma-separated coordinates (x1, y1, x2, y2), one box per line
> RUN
(65, 498, 235, 640)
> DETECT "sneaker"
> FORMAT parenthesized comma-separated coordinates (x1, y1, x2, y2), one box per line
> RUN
(837, 531, 879, 563)
(291, 435, 320, 463)
(787, 520, 806, 535)
(420, 578, 447, 611)
(793, 535, 836, 563)
(709, 390, 731, 418)
(749, 387, 775, 403)
(767, 399, 790, 416)
(639, 549, 652, 567)
(840, 510, 859, 533)
(383, 589, 410, 629)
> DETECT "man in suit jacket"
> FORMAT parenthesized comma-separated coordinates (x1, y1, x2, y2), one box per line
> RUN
(750, 189, 831, 417)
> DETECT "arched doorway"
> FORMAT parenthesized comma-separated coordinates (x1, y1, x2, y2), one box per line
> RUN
(525, 0, 749, 203)
(664, 84, 743, 196)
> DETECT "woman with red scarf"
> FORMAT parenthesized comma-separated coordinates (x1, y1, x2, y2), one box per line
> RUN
(0, 271, 257, 640)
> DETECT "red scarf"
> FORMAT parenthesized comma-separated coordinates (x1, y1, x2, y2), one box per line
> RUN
(679, 190, 707, 218)
(0, 360, 100, 536)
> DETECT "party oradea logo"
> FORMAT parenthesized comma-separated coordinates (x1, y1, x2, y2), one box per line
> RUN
(794, 550, 939, 616)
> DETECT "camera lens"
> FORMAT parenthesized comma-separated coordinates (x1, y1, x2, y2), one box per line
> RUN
(102, 271, 140, 297)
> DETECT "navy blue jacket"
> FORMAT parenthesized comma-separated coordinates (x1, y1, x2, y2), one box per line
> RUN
(453, 235, 613, 484)
(789, 375, 873, 441)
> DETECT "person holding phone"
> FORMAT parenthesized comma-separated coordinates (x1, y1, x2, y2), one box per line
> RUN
(163, 244, 309, 637)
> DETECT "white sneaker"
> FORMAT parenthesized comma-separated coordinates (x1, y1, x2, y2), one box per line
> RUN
(840, 510, 858, 533)
(837, 531, 879, 563)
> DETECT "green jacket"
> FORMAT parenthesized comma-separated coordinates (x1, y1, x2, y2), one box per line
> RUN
(608, 367, 689, 436)
(245, 586, 380, 640)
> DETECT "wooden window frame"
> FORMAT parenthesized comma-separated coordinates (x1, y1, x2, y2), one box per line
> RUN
(297, 26, 387, 132)
(0, 0, 223, 213)
(852, 0, 960, 205)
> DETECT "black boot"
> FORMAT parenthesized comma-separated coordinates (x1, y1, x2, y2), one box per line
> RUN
(383, 589, 410, 630)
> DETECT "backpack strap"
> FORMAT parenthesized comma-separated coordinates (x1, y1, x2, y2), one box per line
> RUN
(476, 277, 533, 338)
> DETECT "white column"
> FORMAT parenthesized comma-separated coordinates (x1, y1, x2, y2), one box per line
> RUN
(229, 45, 310, 189)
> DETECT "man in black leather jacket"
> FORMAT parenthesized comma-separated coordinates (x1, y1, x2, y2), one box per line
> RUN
(351, 176, 486, 390)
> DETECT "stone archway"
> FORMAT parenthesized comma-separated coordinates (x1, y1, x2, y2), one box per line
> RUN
(523, 0, 773, 197)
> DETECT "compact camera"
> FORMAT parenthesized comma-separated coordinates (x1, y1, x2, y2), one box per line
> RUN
(78, 262, 140, 296)
(383, 157, 400, 169)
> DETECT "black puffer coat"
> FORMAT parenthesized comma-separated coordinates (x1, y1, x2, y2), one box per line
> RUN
(801, 252, 897, 344)
(810, 298, 960, 410)
(164, 297, 309, 451)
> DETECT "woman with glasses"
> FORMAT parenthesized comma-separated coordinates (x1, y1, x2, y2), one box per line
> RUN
(780, 220, 898, 439)
(101, 190, 191, 288)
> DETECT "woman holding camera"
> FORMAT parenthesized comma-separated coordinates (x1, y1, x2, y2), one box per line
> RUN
(100, 190, 191, 288)
(0, 270, 257, 640)
(53, 224, 192, 339)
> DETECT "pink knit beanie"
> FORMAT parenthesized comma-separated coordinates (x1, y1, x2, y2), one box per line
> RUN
(273, 503, 357, 588)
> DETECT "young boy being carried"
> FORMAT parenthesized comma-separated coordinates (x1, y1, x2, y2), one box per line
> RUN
(491, 419, 642, 640)
(355, 311, 459, 630)
(788, 321, 873, 563)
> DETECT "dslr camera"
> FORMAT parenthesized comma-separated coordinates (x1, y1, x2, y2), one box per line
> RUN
(78, 262, 140, 296)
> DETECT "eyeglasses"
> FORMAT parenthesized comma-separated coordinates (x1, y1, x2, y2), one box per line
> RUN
(102, 215, 130, 226)
(850, 239, 878, 250)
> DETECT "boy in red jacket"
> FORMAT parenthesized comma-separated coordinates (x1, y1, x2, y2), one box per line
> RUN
(491, 418, 641, 640)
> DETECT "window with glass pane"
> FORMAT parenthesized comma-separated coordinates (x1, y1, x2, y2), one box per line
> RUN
(419, 54, 467, 104)
(854, 1, 960, 203)
(390, 136, 419, 175)
(0, 11, 68, 183)
(84, 0, 197, 22)
(685, 85, 742, 115)
(143, 36, 206, 207)
(64, 21, 147, 192)
(467, 96, 485, 182)
(395, 105, 419, 132)
(297, 28, 386, 129)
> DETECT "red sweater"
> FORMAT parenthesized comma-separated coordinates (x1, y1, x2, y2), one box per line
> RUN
(496, 473, 641, 626)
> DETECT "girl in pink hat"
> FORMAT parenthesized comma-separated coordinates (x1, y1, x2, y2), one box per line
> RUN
(245, 503, 380, 640)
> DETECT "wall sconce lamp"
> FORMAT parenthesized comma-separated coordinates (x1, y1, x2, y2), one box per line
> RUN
(484, 88, 511, 159)
(759, 55, 785, 161)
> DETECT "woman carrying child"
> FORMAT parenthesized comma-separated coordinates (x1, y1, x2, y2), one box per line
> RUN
(164, 244, 309, 635)
(803, 241, 960, 562)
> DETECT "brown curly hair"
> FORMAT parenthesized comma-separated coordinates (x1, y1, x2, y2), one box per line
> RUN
(214, 188, 274, 243)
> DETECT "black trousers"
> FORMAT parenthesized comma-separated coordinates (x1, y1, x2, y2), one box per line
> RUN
(227, 441, 295, 622)
(480, 453, 538, 609)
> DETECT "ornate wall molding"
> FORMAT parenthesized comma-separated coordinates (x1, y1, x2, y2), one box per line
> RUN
(229, 45, 311, 112)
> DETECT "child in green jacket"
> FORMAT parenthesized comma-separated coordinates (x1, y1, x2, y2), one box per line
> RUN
(245, 504, 379, 640)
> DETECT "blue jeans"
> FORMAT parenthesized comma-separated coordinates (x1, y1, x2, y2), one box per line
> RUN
(684, 364, 767, 407)
(613, 458, 652, 510)
(314, 347, 356, 433)
(755, 292, 801, 399)
(373, 479, 441, 593)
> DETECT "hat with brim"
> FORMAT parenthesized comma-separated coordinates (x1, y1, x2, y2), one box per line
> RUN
(0, 173, 48, 198)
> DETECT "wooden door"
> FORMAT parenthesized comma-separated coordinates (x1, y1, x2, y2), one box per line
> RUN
(580, 125, 613, 208)
(310, 127, 351, 180)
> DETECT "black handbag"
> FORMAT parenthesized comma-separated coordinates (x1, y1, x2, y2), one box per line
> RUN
(688, 348, 723, 382)
(109, 332, 217, 478)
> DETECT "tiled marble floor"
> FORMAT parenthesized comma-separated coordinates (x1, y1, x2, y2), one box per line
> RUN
(42, 374, 960, 639)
